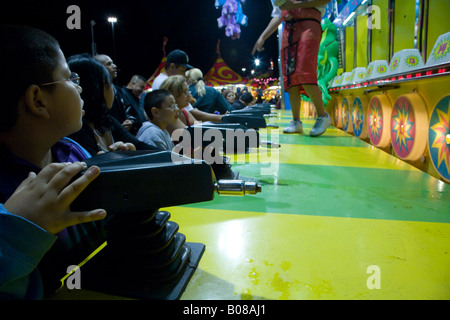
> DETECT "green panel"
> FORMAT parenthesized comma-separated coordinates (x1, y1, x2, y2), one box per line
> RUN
(356, 15, 368, 67)
(371, 0, 389, 61)
(345, 27, 354, 72)
(393, 0, 416, 53)
(426, 0, 450, 61)
(183, 163, 450, 224)
(276, 131, 368, 147)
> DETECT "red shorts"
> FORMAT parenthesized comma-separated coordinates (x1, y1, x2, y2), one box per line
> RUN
(281, 8, 322, 95)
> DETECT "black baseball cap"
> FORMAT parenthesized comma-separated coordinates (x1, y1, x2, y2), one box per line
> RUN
(166, 49, 194, 70)
(240, 92, 254, 103)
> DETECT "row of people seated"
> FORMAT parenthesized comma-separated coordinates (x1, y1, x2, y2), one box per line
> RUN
(95, 48, 255, 150)
(0, 26, 249, 299)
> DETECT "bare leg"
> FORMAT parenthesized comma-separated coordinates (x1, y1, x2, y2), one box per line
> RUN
(287, 86, 301, 121)
(303, 84, 331, 137)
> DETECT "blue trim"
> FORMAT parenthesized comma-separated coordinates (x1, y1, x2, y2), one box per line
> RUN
(61, 137, 92, 159)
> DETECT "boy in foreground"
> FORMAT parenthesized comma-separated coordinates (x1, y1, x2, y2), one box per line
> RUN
(0, 25, 107, 298)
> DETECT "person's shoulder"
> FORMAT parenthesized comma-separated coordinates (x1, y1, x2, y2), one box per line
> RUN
(152, 73, 168, 89)
(137, 121, 163, 136)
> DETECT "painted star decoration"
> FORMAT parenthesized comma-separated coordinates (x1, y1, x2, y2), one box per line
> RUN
(392, 102, 414, 154)
(430, 102, 450, 174)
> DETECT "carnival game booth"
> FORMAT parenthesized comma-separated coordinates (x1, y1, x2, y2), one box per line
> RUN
(57, 150, 260, 300)
(327, 0, 450, 183)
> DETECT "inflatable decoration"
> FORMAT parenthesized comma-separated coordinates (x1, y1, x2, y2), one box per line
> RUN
(215, 0, 248, 39)
(300, 19, 339, 105)
(317, 18, 340, 106)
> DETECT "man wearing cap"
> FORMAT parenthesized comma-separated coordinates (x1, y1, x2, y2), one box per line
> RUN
(152, 49, 193, 90)
(231, 91, 254, 110)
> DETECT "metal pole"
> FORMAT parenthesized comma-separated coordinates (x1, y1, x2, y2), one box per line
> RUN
(354, 14, 358, 69)
(111, 22, 116, 64)
(90, 20, 97, 56)
(388, 0, 395, 63)
(278, 23, 286, 110)
(422, 0, 429, 61)
(367, 0, 373, 63)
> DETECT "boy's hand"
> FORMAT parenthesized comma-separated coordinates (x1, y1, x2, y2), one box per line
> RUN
(122, 119, 134, 131)
(4, 162, 106, 234)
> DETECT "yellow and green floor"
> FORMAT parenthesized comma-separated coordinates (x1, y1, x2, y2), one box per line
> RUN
(54, 110, 449, 300)
(166, 110, 450, 300)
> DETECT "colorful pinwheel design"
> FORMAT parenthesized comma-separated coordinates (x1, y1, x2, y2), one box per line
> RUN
(428, 96, 450, 181)
(391, 98, 415, 158)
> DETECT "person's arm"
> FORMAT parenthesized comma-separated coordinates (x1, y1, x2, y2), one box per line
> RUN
(0, 204, 56, 299)
(252, 16, 282, 55)
(109, 115, 159, 151)
(190, 108, 223, 122)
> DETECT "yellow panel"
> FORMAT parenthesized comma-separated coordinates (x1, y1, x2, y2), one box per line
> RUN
(345, 27, 354, 72)
(426, 0, 450, 62)
(356, 15, 368, 67)
(371, 0, 389, 61)
(169, 207, 450, 300)
(393, 0, 416, 53)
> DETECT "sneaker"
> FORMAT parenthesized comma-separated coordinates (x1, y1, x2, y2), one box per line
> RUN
(310, 112, 332, 137)
(283, 120, 303, 133)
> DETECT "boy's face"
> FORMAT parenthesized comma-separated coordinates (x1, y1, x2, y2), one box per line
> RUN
(155, 94, 179, 126)
(45, 49, 84, 137)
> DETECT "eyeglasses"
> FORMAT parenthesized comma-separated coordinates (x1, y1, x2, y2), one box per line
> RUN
(40, 72, 81, 86)
(164, 103, 179, 111)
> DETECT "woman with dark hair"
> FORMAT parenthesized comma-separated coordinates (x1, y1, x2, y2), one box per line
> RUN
(67, 53, 158, 155)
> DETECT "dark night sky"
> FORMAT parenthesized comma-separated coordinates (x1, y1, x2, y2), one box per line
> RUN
(1, 0, 279, 86)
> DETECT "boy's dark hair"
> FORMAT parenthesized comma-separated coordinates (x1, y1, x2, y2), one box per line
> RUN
(144, 89, 173, 120)
(67, 53, 112, 134)
(240, 92, 254, 104)
(0, 25, 61, 132)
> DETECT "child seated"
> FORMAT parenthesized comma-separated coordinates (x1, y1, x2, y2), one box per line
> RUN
(0, 25, 106, 298)
(136, 89, 178, 151)
(66, 53, 158, 156)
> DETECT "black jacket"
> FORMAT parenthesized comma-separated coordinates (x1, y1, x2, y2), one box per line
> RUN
(110, 86, 147, 135)
(68, 115, 160, 157)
